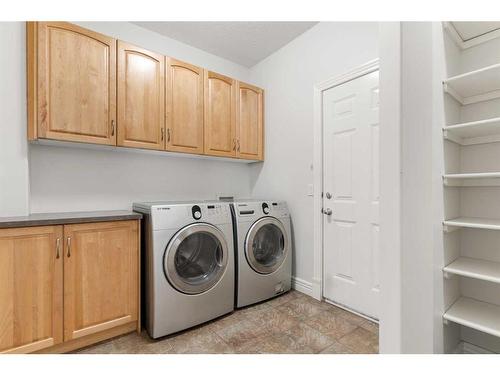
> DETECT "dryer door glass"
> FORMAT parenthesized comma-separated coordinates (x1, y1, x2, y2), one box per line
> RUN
(245, 217, 289, 274)
(164, 223, 228, 294)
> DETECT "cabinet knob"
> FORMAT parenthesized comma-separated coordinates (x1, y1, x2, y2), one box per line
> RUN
(66, 237, 71, 257)
(56, 238, 61, 259)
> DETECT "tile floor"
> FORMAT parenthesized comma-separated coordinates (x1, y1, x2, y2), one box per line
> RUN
(76, 290, 379, 354)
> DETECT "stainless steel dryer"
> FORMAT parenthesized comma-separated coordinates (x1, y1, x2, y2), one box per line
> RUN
(231, 200, 292, 308)
(133, 201, 234, 338)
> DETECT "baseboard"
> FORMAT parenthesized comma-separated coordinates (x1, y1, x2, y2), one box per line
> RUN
(291, 276, 313, 296)
(454, 341, 495, 354)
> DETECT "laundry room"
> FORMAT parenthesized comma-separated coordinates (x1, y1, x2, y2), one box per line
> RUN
(3, 0, 500, 373)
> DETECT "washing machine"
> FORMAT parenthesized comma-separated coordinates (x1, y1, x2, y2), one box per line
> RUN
(231, 200, 292, 308)
(133, 201, 234, 338)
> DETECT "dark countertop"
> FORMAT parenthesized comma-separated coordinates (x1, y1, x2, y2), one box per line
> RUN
(0, 210, 142, 229)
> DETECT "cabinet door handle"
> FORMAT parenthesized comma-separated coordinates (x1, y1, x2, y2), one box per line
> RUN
(56, 238, 61, 259)
(161, 128, 164, 141)
(111, 120, 115, 136)
(232, 138, 236, 151)
(66, 237, 71, 258)
(167, 128, 171, 142)
(237, 139, 240, 152)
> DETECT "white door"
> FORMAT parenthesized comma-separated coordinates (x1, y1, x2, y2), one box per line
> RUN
(322, 70, 380, 319)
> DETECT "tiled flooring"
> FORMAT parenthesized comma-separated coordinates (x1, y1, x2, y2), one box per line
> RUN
(76, 291, 379, 354)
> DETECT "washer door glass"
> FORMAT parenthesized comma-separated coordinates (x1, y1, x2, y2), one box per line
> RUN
(245, 217, 288, 274)
(164, 223, 228, 294)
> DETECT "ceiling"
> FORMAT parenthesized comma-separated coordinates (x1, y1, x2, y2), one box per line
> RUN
(133, 22, 318, 67)
(451, 22, 500, 42)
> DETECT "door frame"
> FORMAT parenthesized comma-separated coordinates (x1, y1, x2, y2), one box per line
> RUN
(312, 58, 380, 301)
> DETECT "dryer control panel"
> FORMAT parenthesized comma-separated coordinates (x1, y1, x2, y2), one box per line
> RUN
(235, 201, 289, 219)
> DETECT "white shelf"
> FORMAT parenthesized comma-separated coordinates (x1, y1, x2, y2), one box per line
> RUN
(444, 257, 500, 284)
(443, 63, 500, 105)
(444, 297, 500, 338)
(444, 22, 500, 50)
(443, 217, 500, 232)
(443, 172, 500, 186)
(444, 117, 500, 145)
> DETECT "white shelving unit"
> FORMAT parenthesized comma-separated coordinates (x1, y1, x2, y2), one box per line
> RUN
(444, 257, 500, 284)
(441, 22, 500, 352)
(444, 117, 500, 145)
(443, 63, 500, 105)
(444, 297, 500, 338)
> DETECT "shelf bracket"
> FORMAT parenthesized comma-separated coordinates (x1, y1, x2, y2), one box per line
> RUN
(443, 83, 465, 105)
(443, 224, 459, 233)
(442, 129, 464, 145)
(443, 271, 453, 280)
(443, 318, 449, 326)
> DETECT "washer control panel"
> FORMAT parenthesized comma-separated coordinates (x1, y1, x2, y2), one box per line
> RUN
(151, 203, 231, 230)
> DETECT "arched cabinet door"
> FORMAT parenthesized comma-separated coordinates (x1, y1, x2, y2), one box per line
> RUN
(204, 71, 237, 158)
(36, 22, 117, 145)
(237, 82, 264, 161)
(117, 41, 165, 150)
(166, 58, 204, 154)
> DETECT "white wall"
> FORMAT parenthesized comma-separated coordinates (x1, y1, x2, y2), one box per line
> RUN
(26, 22, 255, 213)
(399, 22, 435, 353)
(378, 22, 402, 354)
(0, 23, 30, 217)
(248, 22, 379, 290)
(30, 145, 252, 212)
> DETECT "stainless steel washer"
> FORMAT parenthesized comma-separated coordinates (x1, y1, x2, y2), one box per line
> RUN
(133, 201, 234, 338)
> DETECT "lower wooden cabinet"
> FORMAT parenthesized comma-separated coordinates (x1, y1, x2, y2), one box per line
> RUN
(0, 220, 139, 354)
(0, 226, 63, 353)
(63, 221, 138, 341)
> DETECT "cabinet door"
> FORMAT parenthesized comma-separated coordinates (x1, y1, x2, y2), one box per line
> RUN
(204, 71, 237, 157)
(63, 221, 138, 341)
(0, 226, 63, 353)
(166, 58, 204, 154)
(237, 82, 264, 160)
(117, 41, 165, 150)
(37, 22, 117, 145)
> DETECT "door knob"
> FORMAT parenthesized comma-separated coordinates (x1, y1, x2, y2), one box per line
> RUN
(322, 208, 332, 216)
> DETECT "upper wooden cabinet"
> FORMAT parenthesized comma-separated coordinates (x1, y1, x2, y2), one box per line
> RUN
(63, 221, 138, 342)
(27, 22, 264, 161)
(166, 58, 204, 154)
(0, 225, 63, 354)
(31, 22, 117, 145)
(237, 82, 264, 160)
(117, 41, 165, 150)
(204, 71, 237, 158)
